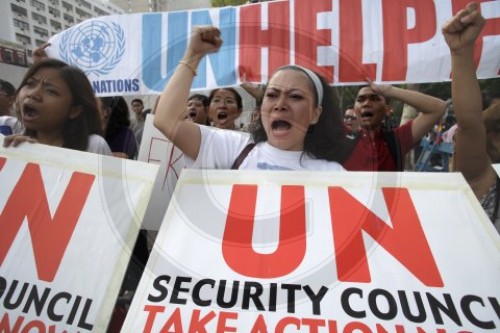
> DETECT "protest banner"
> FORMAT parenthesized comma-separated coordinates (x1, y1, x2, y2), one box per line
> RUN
(122, 169, 500, 332)
(0, 136, 158, 332)
(44, 0, 500, 96)
(137, 114, 185, 230)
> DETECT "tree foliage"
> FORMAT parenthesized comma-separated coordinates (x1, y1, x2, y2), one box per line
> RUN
(210, 0, 248, 7)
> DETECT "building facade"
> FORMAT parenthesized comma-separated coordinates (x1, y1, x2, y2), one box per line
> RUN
(0, 0, 124, 62)
(109, 0, 211, 13)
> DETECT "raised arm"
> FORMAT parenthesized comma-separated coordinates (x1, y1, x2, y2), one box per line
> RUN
(153, 26, 222, 159)
(442, 2, 495, 197)
(240, 71, 264, 103)
(370, 82, 447, 144)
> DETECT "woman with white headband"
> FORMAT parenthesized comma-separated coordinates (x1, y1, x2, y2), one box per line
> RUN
(154, 26, 351, 170)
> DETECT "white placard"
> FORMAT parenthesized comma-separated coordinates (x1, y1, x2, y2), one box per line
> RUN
(0, 136, 158, 332)
(124, 169, 500, 332)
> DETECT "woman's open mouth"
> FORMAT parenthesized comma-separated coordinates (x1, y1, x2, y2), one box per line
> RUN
(271, 119, 292, 132)
(22, 104, 39, 122)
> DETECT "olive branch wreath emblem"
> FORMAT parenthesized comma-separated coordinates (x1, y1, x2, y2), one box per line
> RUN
(60, 21, 125, 77)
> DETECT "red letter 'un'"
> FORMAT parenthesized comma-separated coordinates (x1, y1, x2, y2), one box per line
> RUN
(222, 184, 306, 278)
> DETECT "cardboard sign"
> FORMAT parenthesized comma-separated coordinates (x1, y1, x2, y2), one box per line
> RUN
(137, 114, 185, 230)
(123, 169, 500, 332)
(0, 136, 158, 332)
(45, 0, 500, 96)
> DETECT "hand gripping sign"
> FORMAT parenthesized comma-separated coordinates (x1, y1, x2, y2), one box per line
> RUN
(0, 136, 158, 332)
(123, 169, 500, 332)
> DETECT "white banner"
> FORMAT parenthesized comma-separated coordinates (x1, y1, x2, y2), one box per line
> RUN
(137, 114, 185, 230)
(123, 169, 500, 332)
(0, 136, 158, 332)
(45, 0, 500, 96)
(493, 163, 500, 177)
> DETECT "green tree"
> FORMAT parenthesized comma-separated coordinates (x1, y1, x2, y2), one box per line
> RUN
(211, 0, 248, 7)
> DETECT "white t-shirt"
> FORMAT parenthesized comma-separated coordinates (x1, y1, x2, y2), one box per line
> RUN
(187, 125, 345, 171)
(87, 134, 112, 155)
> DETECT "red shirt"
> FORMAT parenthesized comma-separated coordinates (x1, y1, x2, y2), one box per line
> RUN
(343, 121, 414, 171)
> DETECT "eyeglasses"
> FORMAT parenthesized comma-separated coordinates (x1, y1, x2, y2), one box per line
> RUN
(344, 115, 357, 121)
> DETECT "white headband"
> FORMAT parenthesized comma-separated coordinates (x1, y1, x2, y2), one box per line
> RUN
(276, 65, 324, 104)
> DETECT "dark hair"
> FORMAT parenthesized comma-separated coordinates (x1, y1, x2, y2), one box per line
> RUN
(188, 93, 209, 107)
(250, 66, 352, 163)
(483, 89, 500, 109)
(355, 85, 395, 130)
(344, 105, 355, 115)
(17, 58, 102, 151)
(100, 96, 130, 140)
(0, 79, 15, 96)
(131, 98, 143, 106)
(356, 85, 391, 105)
(208, 88, 243, 111)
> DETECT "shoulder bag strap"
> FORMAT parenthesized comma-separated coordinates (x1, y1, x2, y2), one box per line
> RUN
(231, 143, 256, 170)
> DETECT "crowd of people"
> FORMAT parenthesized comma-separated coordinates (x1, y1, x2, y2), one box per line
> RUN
(0, 2, 498, 331)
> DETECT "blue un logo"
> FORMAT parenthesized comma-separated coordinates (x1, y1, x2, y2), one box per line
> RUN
(59, 20, 125, 76)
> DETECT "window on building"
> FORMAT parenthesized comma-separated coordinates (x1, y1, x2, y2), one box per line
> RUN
(17, 51, 26, 66)
(63, 13, 74, 24)
(80, 0, 91, 10)
(94, 7, 107, 16)
(30, 0, 46, 12)
(34, 26, 49, 38)
(15, 34, 31, 46)
(50, 19, 61, 30)
(11, 4, 28, 18)
(49, 7, 61, 18)
(32, 12, 47, 25)
(4, 50, 14, 63)
(13, 19, 29, 31)
(62, 1, 73, 12)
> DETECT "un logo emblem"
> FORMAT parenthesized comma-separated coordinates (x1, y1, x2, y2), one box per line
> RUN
(59, 21, 125, 76)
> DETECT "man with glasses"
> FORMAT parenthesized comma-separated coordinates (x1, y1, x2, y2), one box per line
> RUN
(130, 98, 146, 145)
(343, 105, 361, 136)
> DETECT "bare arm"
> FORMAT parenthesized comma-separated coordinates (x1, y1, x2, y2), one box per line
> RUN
(153, 26, 222, 160)
(443, 2, 496, 197)
(370, 82, 447, 144)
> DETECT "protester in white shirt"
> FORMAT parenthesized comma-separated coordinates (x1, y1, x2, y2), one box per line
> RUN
(154, 26, 351, 171)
